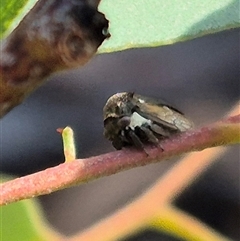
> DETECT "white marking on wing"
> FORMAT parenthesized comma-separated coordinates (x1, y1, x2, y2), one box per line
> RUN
(129, 112, 151, 129)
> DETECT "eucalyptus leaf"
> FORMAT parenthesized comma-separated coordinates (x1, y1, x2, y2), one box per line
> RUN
(99, 0, 240, 53)
(0, 176, 59, 241)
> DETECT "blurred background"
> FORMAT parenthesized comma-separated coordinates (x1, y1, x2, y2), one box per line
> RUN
(0, 28, 239, 240)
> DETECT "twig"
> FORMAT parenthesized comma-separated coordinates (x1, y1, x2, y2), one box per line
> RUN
(0, 111, 239, 206)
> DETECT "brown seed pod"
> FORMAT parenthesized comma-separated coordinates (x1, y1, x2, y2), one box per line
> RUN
(0, 0, 110, 118)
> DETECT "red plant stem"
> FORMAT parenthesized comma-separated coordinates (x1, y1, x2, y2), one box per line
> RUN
(0, 114, 239, 206)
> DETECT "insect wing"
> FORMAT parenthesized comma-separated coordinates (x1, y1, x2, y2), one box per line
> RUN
(132, 94, 193, 132)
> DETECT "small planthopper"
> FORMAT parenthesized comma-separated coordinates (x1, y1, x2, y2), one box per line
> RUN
(103, 92, 193, 151)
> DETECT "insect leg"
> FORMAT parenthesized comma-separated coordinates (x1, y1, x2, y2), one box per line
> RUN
(140, 126, 159, 144)
(150, 123, 173, 137)
(141, 125, 164, 151)
(112, 137, 124, 150)
(127, 129, 145, 150)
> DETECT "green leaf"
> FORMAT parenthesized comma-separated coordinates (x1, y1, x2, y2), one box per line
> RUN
(0, 176, 60, 241)
(0, 0, 37, 38)
(98, 0, 240, 53)
(2, 0, 239, 51)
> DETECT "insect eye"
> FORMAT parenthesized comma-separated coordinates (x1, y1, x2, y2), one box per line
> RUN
(114, 105, 123, 115)
(117, 116, 131, 128)
(104, 117, 113, 125)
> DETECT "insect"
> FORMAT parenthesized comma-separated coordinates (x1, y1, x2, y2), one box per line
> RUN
(103, 92, 193, 151)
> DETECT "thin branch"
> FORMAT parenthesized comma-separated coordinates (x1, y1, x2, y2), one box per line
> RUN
(0, 108, 239, 206)
(65, 103, 239, 241)
(150, 205, 232, 241)
(68, 146, 229, 241)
